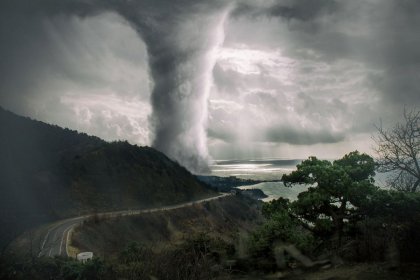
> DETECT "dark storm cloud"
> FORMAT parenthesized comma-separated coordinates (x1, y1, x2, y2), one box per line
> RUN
(0, 1, 151, 146)
(0, 0, 232, 173)
(0, 0, 143, 109)
(284, 0, 420, 106)
(371, 1, 420, 105)
(216, 0, 420, 148)
(208, 122, 345, 145)
(229, 0, 420, 108)
(232, 0, 338, 21)
(208, 95, 349, 146)
(265, 126, 345, 145)
(207, 127, 236, 143)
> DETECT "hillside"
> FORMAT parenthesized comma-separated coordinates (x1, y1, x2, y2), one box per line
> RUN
(0, 107, 214, 250)
(70, 195, 263, 259)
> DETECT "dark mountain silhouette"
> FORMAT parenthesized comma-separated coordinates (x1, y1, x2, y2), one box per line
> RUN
(0, 107, 214, 250)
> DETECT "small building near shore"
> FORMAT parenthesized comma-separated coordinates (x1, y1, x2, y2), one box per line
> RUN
(77, 252, 93, 263)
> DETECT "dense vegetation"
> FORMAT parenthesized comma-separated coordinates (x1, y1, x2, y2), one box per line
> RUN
(197, 175, 268, 199)
(1, 235, 237, 280)
(196, 175, 264, 192)
(247, 151, 420, 271)
(0, 108, 214, 251)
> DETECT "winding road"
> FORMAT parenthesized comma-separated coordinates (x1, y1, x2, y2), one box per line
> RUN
(37, 193, 230, 258)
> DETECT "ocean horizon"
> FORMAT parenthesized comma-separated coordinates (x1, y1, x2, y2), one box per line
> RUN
(210, 158, 389, 201)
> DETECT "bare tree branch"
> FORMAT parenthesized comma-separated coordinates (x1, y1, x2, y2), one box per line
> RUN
(373, 107, 420, 192)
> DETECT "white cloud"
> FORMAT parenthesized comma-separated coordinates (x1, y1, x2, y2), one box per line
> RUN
(60, 93, 152, 145)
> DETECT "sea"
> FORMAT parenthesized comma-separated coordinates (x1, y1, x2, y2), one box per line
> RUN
(210, 159, 389, 202)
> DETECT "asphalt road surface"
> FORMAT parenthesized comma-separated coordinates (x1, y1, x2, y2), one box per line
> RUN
(37, 193, 230, 257)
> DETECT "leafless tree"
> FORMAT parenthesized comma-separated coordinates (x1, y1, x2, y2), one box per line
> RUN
(374, 108, 420, 192)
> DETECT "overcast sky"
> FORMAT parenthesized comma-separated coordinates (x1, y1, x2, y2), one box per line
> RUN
(1, 0, 419, 172)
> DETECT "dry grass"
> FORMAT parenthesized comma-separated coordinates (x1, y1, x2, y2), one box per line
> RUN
(71, 195, 263, 258)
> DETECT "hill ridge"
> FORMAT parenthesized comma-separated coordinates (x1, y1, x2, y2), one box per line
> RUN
(0, 107, 214, 250)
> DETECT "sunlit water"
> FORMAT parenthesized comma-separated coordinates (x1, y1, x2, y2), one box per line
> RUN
(210, 159, 301, 181)
(210, 159, 389, 202)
